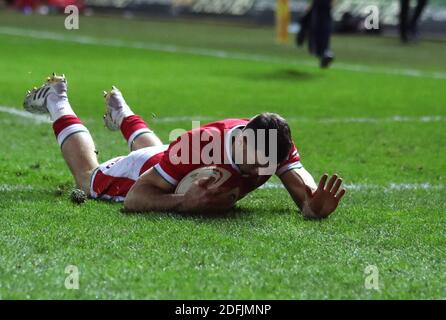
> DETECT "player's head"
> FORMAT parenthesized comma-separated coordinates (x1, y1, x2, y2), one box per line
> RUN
(235, 113, 292, 176)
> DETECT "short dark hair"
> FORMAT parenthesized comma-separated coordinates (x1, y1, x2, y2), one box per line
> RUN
(244, 113, 292, 163)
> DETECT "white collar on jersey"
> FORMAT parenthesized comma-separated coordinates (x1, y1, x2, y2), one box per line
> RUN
(224, 125, 245, 173)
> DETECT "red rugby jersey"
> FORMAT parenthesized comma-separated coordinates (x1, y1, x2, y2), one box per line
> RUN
(146, 118, 301, 197)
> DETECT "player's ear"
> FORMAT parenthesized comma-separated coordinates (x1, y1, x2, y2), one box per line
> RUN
(234, 133, 244, 147)
(232, 134, 244, 156)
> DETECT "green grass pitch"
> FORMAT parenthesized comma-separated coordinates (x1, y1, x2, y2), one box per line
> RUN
(0, 10, 445, 299)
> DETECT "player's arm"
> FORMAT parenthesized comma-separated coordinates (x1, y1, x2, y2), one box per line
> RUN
(123, 168, 181, 212)
(123, 168, 235, 213)
(279, 169, 346, 219)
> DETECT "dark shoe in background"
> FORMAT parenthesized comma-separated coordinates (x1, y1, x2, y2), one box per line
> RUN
(320, 51, 335, 68)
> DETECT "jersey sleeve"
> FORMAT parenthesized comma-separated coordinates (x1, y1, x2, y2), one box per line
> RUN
(275, 143, 302, 176)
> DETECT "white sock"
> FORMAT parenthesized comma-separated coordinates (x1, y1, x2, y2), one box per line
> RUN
(116, 108, 134, 128)
(47, 93, 76, 121)
(113, 95, 134, 127)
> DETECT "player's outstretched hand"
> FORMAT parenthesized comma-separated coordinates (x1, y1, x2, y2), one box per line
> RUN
(182, 177, 236, 213)
(304, 173, 346, 219)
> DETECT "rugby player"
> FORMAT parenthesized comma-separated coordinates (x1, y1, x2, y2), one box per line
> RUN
(23, 73, 346, 218)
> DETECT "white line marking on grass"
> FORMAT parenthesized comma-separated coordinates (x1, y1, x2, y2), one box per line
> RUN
(332, 62, 446, 80)
(0, 26, 445, 80)
(0, 105, 214, 124)
(0, 182, 442, 193)
(122, 114, 446, 124)
(0, 184, 35, 192)
(153, 115, 446, 124)
(349, 182, 445, 192)
(152, 115, 213, 123)
(292, 115, 446, 124)
(151, 115, 446, 124)
(2, 105, 446, 125)
(261, 182, 444, 191)
(0, 105, 51, 124)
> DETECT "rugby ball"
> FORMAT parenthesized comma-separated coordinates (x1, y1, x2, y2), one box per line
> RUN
(175, 166, 238, 198)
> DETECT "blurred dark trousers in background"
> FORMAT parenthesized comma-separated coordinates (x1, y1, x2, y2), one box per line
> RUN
(309, 0, 333, 57)
(399, 0, 429, 42)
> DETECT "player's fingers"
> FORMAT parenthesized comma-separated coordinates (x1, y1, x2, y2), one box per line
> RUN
(208, 185, 232, 195)
(326, 174, 338, 191)
(330, 178, 343, 194)
(318, 174, 328, 190)
(198, 176, 215, 188)
(335, 188, 346, 201)
(197, 178, 208, 187)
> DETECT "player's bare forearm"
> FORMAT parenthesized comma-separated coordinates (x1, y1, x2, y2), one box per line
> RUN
(123, 169, 235, 214)
(123, 168, 184, 213)
(280, 169, 314, 216)
(123, 182, 185, 213)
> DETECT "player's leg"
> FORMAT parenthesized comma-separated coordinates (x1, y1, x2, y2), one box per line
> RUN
(296, 5, 312, 47)
(399, 0, 410, 42)
(120, 115, 163, 151)
(58, 127, 98, 193)
(24, 73, 98, 194)
(102, 87, 163, 151)
(310, 0, 334, 68)
(409, 0, 428, 37)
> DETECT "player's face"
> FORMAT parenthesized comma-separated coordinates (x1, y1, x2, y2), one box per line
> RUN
(237, 138, 273, 177)
(239, 163, 262, 177)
